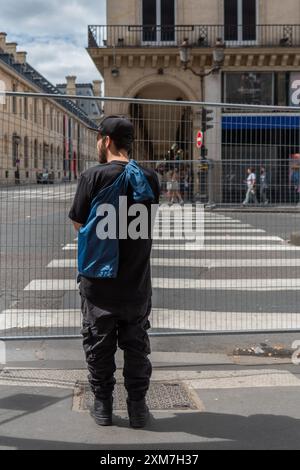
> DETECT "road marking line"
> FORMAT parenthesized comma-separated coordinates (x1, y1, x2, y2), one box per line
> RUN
(2, 309, 300, 332)
(63, 245, 293, 251)
(23, 278, 300, 291)
(153, 229, 266, 233)
(47, 257, 300, 268)
(152, 244, 297, 251)
(153, 236, 282, 241)
(152, 278, 300, 290)
(152, 236, 282, 241)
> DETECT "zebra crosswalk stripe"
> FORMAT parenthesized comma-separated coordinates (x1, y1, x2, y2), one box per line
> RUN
(23, 278, 300, 292)
(47, 258, 300, 268)
(2, 309, 300, 332)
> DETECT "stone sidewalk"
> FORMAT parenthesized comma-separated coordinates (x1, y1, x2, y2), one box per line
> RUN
(1, 349, 300, 450)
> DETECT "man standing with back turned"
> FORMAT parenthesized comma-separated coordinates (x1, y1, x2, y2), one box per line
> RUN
(68, 115, 160, 428)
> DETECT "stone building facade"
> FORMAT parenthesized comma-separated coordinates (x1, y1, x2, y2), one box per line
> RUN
(87, 0, 300, 203)
(0, 33, 98, 185)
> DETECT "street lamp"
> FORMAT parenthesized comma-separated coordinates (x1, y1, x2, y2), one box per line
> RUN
(111, 67, 120, 78)
(213, 38, 226, 67)
(179, 37, 225, 76)
(111, 45, 120, 78)
(179, 38, 225, 207)
(179, 36, 225, 129)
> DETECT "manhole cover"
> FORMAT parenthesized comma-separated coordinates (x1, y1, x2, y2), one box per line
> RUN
(73, 382, 199, 412)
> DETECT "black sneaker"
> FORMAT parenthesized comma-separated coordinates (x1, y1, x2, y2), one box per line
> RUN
(91, 397, 113, 426)
(127, 398, 150, 429)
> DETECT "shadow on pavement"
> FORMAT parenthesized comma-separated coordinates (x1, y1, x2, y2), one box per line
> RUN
(0, 411, 300, 449)
(0, 392, 72, 427)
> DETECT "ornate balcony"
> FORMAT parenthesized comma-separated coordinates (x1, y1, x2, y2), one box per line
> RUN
(88, 24, 300, 49)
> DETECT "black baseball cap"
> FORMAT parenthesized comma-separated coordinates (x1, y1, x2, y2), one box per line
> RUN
(98, 115, 134, 143)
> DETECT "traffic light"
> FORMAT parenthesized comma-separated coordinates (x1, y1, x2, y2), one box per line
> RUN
(202, 108, 214, 132)
(201, 145, 208, 159)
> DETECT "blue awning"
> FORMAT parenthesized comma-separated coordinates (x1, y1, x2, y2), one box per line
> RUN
(222, 115, 300, 130)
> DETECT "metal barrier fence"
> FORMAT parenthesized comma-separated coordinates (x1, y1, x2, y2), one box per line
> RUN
(1, 92, 300, 339)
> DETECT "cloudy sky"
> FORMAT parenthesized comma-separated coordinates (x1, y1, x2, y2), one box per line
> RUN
(0, 0, 106, 85)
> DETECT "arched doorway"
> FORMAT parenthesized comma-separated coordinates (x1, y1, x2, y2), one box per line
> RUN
(129, 83, 194, 162)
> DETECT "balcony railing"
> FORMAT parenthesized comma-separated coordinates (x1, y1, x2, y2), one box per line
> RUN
(88, 24, 300, 49)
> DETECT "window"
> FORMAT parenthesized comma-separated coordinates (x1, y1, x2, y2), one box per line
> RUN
(4, 134, 8, 155)
(224, 0, 257, 42)
(24, 96, 28, 120)
(57, 146, 60, 170)
(277, 72, 289, 106)
(142, 0, 175, 42)
(34, 140, 38, 168)
(50, 108, 53, 131)
(43, 143, 49, 169)
(12, 83, 17, 114)
(24, 136, 29, 168)
(43, 102, 47, 128)
(34, 99, 38, 124)
(12, 134, 20, 167)
(224, 72, 273, 105)
(143, 0, 156, 27)
(50, 144, 54, 169)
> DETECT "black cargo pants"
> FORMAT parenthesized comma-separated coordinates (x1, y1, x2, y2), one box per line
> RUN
(79, 287, 152, 401)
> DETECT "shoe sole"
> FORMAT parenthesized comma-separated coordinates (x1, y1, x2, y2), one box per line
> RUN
(94, 418, 113, 426)
(129, 413, 150, 429)
(91, 411, 113, 426)
(129, 421, 147, 429)
(129, 420, 148, 429)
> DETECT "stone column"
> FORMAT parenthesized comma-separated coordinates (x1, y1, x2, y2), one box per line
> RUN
(203, 72, 223, 204)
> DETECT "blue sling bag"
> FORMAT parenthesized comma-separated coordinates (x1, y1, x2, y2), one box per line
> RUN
(77, 160, 154, 279)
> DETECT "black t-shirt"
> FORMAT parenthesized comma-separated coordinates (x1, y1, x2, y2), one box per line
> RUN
(68, 160, 160, 307)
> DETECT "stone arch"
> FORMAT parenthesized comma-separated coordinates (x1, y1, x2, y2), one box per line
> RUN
(119, 73, 198, 115)
(119, 76, 197, 161)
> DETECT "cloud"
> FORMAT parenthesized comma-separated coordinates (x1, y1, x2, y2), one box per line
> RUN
(0, 0, 106, 84)
(21, 39, 101, 84)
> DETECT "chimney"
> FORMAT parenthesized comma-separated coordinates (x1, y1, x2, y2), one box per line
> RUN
(16, 51, 27, 65)
(5, 42, 18, 61)
(0, 32, 7, 52)
(66, 75, 77, 96)
(93, 80, 102, 97)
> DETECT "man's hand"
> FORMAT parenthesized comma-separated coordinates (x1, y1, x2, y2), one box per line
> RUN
(72, 221, 83, 232)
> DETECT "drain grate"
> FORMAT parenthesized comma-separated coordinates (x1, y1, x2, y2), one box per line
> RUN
(0, 370, 202, 412)
(73, 382, 199, 412)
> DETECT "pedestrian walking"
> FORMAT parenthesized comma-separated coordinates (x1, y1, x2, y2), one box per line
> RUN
(291, 166, 300, 204)
(181, 166, 190, 201)
(170, 168, 184, 205)
(259, 166, 269, 205)
(242, 167, 258, 206)
(166, 167, 174, 204)
(69, 115, 160, 428)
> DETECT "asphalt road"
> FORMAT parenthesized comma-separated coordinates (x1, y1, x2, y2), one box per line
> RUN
(1, 183, 300, 347)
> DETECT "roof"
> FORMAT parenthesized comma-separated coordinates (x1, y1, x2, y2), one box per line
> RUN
(57, 83, 95, 90)
(56, 83, 102, 115)
(0, 51, 98, 130)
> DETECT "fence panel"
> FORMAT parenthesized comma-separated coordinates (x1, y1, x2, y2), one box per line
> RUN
(1, 92, 300, 338)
